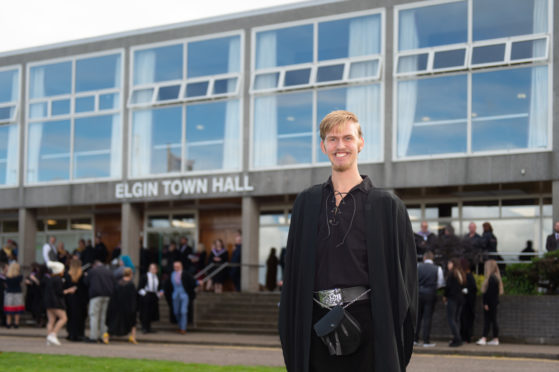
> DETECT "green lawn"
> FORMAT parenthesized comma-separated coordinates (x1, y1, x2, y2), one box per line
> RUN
(0, 352, 286, 372)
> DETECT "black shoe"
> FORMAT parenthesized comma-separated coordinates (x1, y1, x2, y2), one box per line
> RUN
(449, 340, 463, 347)
(13, 324, 18, 329)
(84, 338, 98, 343)
(5, 324, 11, 329)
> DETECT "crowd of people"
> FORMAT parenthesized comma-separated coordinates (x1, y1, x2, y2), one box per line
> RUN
(414, 221, 507, 348)
(0, 231, 245, 346)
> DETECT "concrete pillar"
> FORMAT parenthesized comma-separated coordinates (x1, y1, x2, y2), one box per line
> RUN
(241, 196, 259, 292)
(553, 180, 559, 227)
(121, 203, 142, 270)
(18, 208, 37, 272)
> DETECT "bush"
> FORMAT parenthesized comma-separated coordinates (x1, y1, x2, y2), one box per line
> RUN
(503, 263, 539, 295)
(533, 250, 559, 294)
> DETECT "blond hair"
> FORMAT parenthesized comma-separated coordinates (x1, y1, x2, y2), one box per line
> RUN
(123, 267, 133, 278)
(68, 258, 83, 283)
(7, 262, 20, 278)
(319, 110, 361, 141)
(482, 259, 504, 295)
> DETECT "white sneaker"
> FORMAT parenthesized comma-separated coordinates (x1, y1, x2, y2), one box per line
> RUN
(476, 338, 487, 345)
(423, 343, 436, 347)
(487, 339, 499, 346)
(46, 333, 61, 346)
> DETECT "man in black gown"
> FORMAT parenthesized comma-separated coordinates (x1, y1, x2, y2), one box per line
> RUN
(278, 110, 417, 372)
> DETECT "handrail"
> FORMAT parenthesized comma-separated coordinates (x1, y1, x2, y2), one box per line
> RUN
(194, 262, 216, 279)
(197, 262, 264, 284)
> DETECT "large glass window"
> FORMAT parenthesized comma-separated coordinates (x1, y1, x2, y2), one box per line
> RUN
(395, 0, 550, 158)
(130, 33, 241, 106)
(253, 12, 382, 92)
(253, 83, 381, 169)
(396, 0, 549, 75)
(27, 52, 122, 183)
(252, 12, 384, 169)
(130, 99, 240, 177)
(0, 67, 20, 186)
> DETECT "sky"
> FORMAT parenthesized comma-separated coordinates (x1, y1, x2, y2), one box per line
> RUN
(0, 0, 308, 53)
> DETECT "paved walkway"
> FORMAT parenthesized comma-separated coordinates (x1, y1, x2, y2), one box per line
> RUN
(0, 326, 558, 362)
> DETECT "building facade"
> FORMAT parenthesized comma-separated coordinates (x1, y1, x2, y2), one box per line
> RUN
(0, 0, 557, 290)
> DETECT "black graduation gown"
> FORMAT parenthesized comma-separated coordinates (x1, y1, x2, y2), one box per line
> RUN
(278, 185, 418, 372)
(207, 249, 229, 284)
(64, 274, 88, 340)
(138, 274, 160, 329)
(106, 280, 137, 336)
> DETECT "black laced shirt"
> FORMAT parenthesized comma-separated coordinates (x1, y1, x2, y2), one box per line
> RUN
(314, 175, 373, 291)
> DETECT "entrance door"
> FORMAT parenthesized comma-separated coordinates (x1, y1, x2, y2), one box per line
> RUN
(144, 213, 197, 275)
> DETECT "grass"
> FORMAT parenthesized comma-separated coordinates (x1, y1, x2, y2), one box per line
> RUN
(0, 352, 286, 372)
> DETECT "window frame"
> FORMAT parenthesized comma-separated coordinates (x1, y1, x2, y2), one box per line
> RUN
(0, 65, 21, 188)
(393, 0, 553, 161)
(24, 49, 124, 186)
(127, 97, 244, 179)
(394, 0, 551, 77)
(128, 30, 244, 109)
(250, 9, 385, 94)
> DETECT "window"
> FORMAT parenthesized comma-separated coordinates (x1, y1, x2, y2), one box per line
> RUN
(0, 67, 20, 186)
(130, 33, 241, 107)
(130, 99, 240, 177)
(252, 12, 382, 92)
(395, 0, 549, 76)
(129, 33, 242, 177)
(395, 0, 550, 159)
(252, 11, 384, 169)
(26, 52, 122, 183)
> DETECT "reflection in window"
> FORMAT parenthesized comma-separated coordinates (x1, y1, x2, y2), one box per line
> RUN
(76, 54, 121, 92)
(255, 25, 313, 69)
(27, 120, 71, 182)
(131, 100, 240, 176)
(501, 199, 539, 218)
(186, 100, 240, 171)
(74, 114, 121, 179)
(318, 15, 381, 60)
(473, 0, 548, 41)
(188, 36, 240, 78)
(398, 1, 467, 51)
(472, 66, 547, 152)
(133, 44, 183, 85)
(30, 62, 72, 99)
(0, 124, 18, 185)
(463, 201, 499, 219)
(131, 106, 182, 176)
(398, 75, 467, 157)
(253, 91, 312, 168)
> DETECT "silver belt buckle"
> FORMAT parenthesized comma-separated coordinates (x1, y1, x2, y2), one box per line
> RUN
(318, 288, 343, 307)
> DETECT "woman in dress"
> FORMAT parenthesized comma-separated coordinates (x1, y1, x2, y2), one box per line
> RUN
(106, 267, 138, 344)
(25, 262, 47, 327)
(476, 259, 504, 346)
(3, 262, 25, 328)
(138, 263, 162, 334)
(206, 239, 228, 293)
(444, 258, 466, 347)
(44, 261, 76, 346)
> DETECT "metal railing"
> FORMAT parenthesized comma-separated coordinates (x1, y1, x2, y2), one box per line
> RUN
(195, 262, 264, 284)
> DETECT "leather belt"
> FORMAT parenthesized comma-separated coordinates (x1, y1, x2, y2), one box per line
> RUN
(314, 286, 370, 307)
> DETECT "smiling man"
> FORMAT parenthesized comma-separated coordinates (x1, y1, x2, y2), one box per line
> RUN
(278, 110, 418, 372)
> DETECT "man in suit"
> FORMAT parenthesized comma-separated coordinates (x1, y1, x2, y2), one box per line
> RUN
(164, 261, 197, 334)
(414, 221, 437, 261)
(545, 221, 559, 252)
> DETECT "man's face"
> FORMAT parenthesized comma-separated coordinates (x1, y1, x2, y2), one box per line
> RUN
(555, 222, 559, 233)
(173, 262, 182, 272)
(49, 236, 56, 245)
(420, 222, 428, 232)
(149, 264, 158, 274)
(180, 237, 187, 246)
(469, 223, 476, 234)
(320, 121, 364, 173)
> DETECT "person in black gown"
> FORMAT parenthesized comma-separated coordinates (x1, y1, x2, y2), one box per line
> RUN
(138, 263, 162, 333)
(64, 258, 88, 341)
(106, 267, 137, 344)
